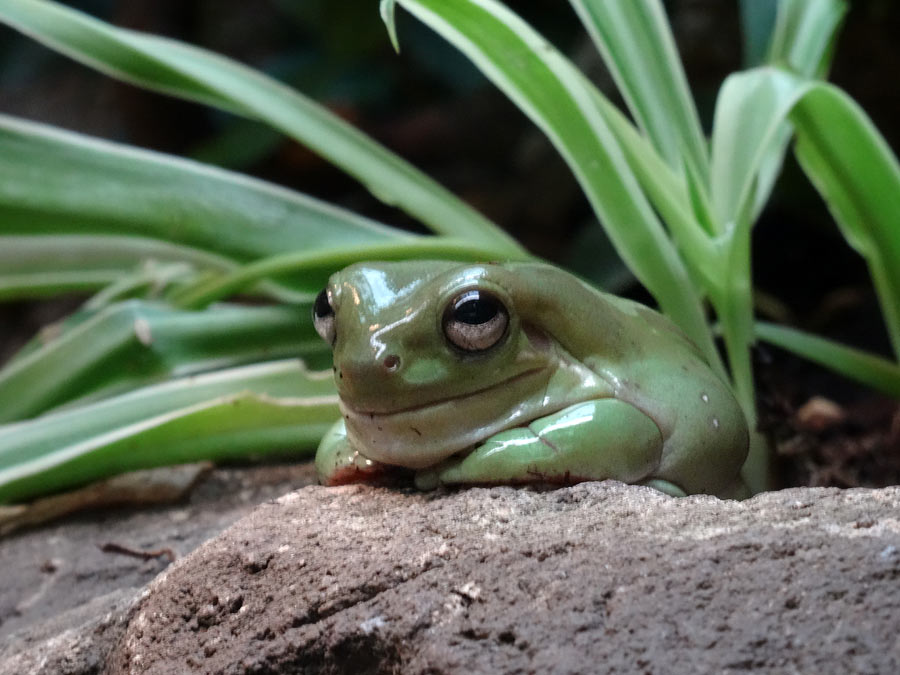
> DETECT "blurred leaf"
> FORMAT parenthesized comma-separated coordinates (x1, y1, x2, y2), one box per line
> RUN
(0, 300, 329, 422)
(756, 322, 900, 398)
(710, 1, 846, 230)
(0, 360, 339, 504)
(0, 0, 523, 255)
(0, 114, 410, 301)
(709, 67, 804, 231)
(172, 237, 517, 308)
(791, 84, 900, 358)
(767, 0, 846, 77)
(569, 0, 708, 181)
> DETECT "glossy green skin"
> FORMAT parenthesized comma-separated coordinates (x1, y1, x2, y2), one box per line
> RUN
(314, 261, 749, 497)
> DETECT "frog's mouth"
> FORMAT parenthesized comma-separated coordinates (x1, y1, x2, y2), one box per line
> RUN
(339, 367, 553, 469)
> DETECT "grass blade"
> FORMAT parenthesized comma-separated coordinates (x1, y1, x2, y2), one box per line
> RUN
(709, 68, 807, 231)
(756, 322, 900, 398)
(172, 238, 523, 309)
(569, 0, 708, 181)
(791, 84, 900, 358)
(710, 1, 845, 230)
(0, 360, 339, 503)
(0, 301, 329, 422)
(767, 0, 846, 77)
(0, 0, 523, 255)
(0, 114, 408, 267)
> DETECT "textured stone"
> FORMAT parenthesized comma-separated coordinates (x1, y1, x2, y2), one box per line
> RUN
(103, 482, 900, 674)
(0, 464, 318, 674)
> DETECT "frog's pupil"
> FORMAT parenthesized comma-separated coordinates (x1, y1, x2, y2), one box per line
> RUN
(454, 292, 497, 325)
(313, 289, 333, 319)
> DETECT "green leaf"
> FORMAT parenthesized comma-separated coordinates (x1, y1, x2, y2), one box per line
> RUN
(791, 84, 900, 358)
(0, 360, 339, 504)
(0, 0, 523, 255)
(710, 1, 846, 229)
(172, 237, 520, 309)
(569, 0, 708, 181)
(380, 0, 714, 362)
(0, 235, 229, 301)
(766, 0, 847, 77)
(709, 67, 806, 231)
(0, 301, 330, 422)
(755, 322, 900, 398)
(0, 114, 409, 284)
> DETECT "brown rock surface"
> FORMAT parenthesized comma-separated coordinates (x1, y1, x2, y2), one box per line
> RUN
(0, 463, 318, 674)
(102, 482, 900, 675)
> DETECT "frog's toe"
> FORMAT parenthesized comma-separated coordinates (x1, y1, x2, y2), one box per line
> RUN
(316, 419, 389, 486)
(413, 468, 440, 491)
(637, 478, 687, 497)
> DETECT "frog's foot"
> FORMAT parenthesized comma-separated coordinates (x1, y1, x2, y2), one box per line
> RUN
(415, 399, 663, 489)
(315, 419, 395, 486)
(637, 478, 687, 497)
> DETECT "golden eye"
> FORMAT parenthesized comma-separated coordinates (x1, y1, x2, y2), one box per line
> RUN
(312, 288, 336, 346)
(442, 290, 508, 352)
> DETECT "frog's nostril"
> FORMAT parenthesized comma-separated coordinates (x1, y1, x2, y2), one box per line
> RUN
(383, 354, 401, 372)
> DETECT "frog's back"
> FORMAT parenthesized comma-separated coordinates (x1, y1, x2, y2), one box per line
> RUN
(502, 262, 748, 496)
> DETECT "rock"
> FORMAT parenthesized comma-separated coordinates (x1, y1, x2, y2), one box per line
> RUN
(0, 463, 319, 674)
(103, 482, 900, 674)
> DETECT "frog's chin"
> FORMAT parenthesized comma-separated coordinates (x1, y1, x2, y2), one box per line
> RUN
(340, 368, 552, 470)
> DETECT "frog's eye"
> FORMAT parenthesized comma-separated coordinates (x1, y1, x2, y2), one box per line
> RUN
(443, 289, 509, 352)
(313, 288, 336, 345)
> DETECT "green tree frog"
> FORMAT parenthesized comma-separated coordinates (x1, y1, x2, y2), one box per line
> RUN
(312, 261, 749, 498)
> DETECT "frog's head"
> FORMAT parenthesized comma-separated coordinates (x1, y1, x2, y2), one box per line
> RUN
(312, 261, 557, 469)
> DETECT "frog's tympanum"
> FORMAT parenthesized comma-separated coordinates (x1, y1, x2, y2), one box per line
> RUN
(312, 262, 749, 497)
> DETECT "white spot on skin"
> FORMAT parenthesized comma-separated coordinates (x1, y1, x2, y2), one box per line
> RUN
(701, 393, 710, 403)
(134, 318, 153, 346)
(712, 418, 720, 429)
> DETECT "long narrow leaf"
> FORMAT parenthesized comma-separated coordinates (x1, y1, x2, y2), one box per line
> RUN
(0, 301, 329, 422)
(0, 360, 339, 503)
(767, 0, 846, 77)
(0, 235, 228, 301)
(709, 68, 807, 231)
(0, 0, 523, 256)
(585, 89, 722, 294)
(755, 322, 900, 398)
(0, 114, 409, 267)
(791, 85, 900, 358)
(381, 0, 713, 361)
(172, 238, 523, 309)
(569, 0, 708, 181)
(750, 0, 846, 218)
(710, 2, 845, 228)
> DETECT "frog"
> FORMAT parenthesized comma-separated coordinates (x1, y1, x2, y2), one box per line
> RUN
(311, 261, 749, 498)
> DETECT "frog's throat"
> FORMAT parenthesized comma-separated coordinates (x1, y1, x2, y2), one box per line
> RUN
(339, 361, 611, 470)
(341, 367, 545, 418)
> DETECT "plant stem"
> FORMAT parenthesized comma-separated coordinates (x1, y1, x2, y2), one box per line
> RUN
(711, 222, 770, 495)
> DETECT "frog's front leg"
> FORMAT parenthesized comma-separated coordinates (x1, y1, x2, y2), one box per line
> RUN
(415, 399, 672, 492)
(316, 419, 392, 486)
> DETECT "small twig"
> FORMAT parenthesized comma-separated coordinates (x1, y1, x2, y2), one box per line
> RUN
(98, 542, 176, 563)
